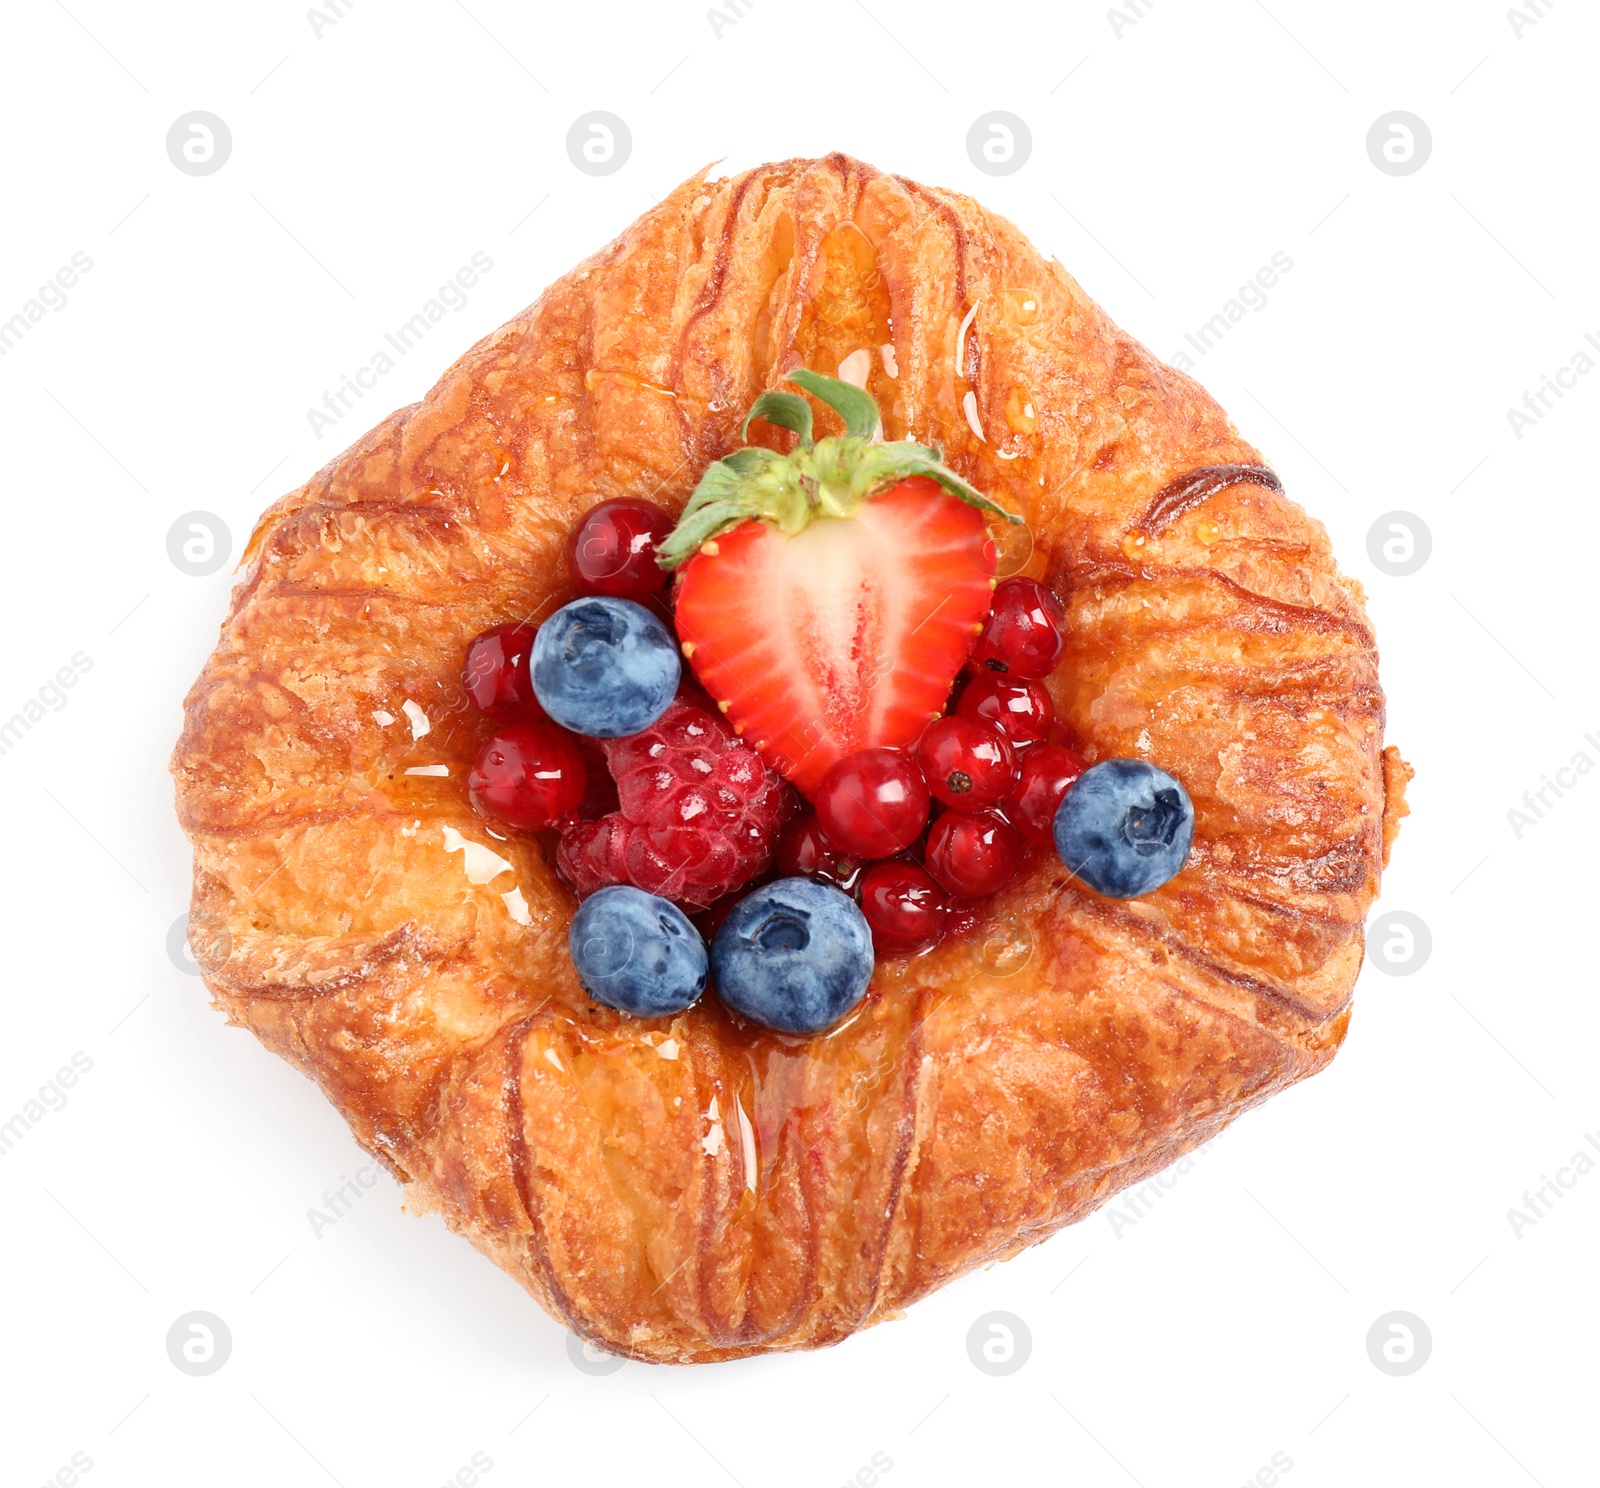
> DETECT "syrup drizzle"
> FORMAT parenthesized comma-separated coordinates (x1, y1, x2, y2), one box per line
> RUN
(1134, 463, 1282, 537)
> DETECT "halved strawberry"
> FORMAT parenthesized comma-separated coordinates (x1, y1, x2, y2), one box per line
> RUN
(660, 371, 1019, 797)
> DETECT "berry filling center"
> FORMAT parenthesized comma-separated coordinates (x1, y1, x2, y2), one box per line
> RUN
(448, 369, 1195, 1033)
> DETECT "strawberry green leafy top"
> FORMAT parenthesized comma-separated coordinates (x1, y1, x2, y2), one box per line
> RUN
(655, 370, 1021, 570)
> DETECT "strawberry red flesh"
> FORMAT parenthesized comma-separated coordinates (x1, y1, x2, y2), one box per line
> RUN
(674, 475, 996, 796)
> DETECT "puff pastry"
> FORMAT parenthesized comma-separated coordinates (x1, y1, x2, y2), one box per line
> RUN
(172, 154, 1409, 1363)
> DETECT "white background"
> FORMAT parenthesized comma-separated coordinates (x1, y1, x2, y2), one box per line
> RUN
(2, 1, 1596, 1484)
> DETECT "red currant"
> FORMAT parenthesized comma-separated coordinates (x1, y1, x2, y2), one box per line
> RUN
(859, 860, 947, 954)
(1007, 743, 1088, 846)
(925, 809, 1021, 898)
(462, 623, 543, 720)
(468, 720, 587, 830)
(567, 498, 673, 603)
(915, 715, 1016, 808)
(956, 671, 1054, 746)
(813, 747, 930, 859)
(972, 577, 1066, 679)
(775, 812, 862, 890)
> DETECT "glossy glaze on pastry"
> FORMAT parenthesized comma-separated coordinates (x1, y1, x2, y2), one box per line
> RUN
(172, 154, 1409, 1363)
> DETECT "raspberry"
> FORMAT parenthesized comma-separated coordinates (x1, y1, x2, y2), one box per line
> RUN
(556, 699, 791, 906)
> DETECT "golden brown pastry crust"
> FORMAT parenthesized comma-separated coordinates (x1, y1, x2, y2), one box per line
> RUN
(172, 155, 1409, 1363)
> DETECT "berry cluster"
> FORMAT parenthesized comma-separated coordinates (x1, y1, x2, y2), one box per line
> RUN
(790, 577, 1087, 956)
(452, 495, 877, 1036)
(443, 370, 1195, 1037)
(460, 499, 791, 906)
(457, 548, 1111, 965)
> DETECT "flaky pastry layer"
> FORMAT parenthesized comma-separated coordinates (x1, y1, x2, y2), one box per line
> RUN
(172, 155, 1408, 1362)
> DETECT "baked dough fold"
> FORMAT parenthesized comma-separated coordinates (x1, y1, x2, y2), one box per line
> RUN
(173, 155, 1407, 1362)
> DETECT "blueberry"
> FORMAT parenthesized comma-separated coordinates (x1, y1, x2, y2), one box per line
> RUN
(710, 878, 874, 1034)
(532, 597, 680, 738)
(1052, 758, 1194, 898)
(569, 885, 707, 1017)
